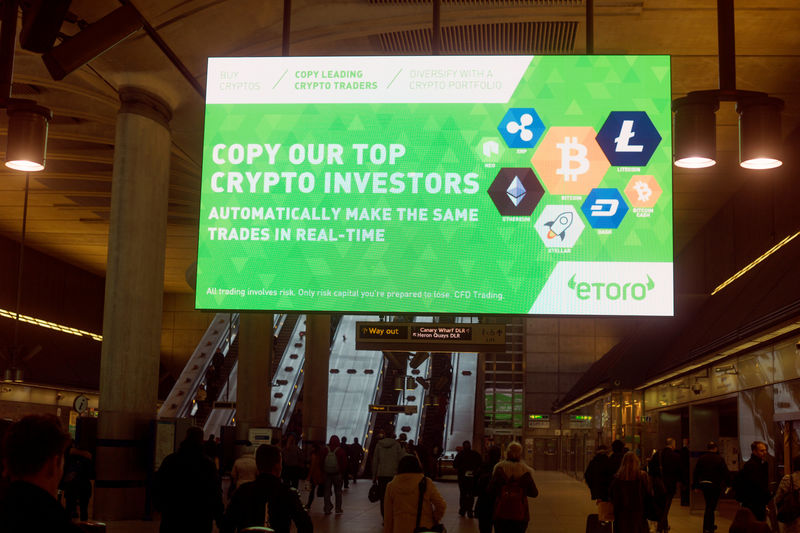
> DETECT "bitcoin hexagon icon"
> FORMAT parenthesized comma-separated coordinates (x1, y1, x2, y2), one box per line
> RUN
(497, 108, 546, 149)
(624, 175, 662, 208)
(531, 127, 610, 195)
(595, 111, 662, 167)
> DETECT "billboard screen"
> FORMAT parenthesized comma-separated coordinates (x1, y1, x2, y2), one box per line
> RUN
(197, 55, 673, 315)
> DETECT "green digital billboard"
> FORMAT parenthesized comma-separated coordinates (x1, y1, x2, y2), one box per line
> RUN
(197, 55, 673, 315)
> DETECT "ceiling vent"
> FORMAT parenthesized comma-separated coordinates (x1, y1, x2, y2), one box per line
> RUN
(376, 21, 577, 54)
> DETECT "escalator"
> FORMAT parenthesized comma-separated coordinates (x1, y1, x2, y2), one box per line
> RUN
(443, 316, 479, 453)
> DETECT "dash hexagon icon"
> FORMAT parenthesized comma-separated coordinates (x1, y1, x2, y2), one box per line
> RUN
(581, 188, 629, 229)
(596, 111, 662, 167)
(530, 126, 610, 196)
(497, 108, 546, 149)
(487, 167, 544, 216)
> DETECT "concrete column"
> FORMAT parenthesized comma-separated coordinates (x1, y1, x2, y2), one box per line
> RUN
(235, 313, 273, 445)
(95, 88, 171, 520)
(303, 314, 330, 443)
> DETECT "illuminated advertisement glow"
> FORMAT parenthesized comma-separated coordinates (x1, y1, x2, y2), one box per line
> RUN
(197, 55, 673, 316)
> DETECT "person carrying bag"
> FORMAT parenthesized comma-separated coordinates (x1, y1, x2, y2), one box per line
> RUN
(413, 477, 446, 533)
(384, 455, 446, 533)
(775, 456, 800, 529)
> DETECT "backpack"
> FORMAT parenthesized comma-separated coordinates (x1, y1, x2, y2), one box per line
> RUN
(324, 449, 340, 474)
(493, 476, 528, 522)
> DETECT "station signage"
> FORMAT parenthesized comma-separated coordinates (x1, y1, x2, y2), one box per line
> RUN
(355, 322, 506, 352)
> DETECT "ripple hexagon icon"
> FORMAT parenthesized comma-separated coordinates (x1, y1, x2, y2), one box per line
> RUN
(530, 126, 610, 196)
(596, 111, 662, 167)
(534, 204, 585, 249)
(487, 167, 544, 216)
(624, 175, 663, 208)
(581, 188, 629, 229)
(497, 108, 546, 149)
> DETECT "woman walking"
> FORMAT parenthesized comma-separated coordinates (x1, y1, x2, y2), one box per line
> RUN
(609, 452, 650, 533)
(384, 455, 446, 533)
(489, 441, 538, 533)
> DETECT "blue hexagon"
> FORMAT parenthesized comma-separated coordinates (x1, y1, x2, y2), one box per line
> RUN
(497, 108, 546, 149)
(595, 111, 662, 167)
(581, 188, 629, 229)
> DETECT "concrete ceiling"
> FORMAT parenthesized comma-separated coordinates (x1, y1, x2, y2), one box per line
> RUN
(1, 0, 799, 294)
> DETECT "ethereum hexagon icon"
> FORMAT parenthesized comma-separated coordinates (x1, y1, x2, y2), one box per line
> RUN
(488, 167, 544, 216)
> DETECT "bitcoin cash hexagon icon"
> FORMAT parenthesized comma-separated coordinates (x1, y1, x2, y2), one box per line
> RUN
(530, 127, 610, 196)
(487, 168, 544, 216)
(624, 175, 662, 208)
(497, 108, 546, 149)
(596, 111, 662, 167)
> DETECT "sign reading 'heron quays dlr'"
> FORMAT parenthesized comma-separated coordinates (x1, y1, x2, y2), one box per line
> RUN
(197, 55, 673, 316)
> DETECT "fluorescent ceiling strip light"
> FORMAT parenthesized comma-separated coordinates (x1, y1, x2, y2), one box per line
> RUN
(0, 308, 102, 342)
(712, 231, 800, 295)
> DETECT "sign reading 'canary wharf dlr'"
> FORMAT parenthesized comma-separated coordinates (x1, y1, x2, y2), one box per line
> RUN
(197, 55, 673, 316)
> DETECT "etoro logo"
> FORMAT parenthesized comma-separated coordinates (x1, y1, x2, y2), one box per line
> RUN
(487, 168, 544, 216)
(568, 273, 655, 301)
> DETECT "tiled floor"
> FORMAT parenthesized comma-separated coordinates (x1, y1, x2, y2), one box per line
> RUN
(104, 471, 739, 532)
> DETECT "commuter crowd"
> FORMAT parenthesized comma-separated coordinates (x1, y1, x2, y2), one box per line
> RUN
(6, 414, 800, 533)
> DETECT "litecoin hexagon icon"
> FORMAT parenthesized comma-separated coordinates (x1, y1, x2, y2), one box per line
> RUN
(487, 167, 544, 216)
(595, 111, 662, 167)
(581, 188, 629, 229)
(497, 108, 546, 149)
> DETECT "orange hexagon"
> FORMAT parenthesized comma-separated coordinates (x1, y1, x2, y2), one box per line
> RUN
(624, 174, 663, 208)
(530, 127, 610, 196)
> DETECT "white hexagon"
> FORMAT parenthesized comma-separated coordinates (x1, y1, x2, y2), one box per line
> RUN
(534, 204, 585, 249)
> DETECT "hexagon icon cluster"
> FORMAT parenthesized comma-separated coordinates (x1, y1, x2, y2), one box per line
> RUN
(530, 127, 610, 196)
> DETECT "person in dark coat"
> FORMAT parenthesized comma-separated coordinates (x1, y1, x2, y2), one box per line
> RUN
(608, 440, 626, 479)
(0, 414, 83, 533)
(220, 444, 312, 533)
(474, 445, 502, 533)
(648, 437, 682, 533)
(61, 442, 94, 521)
(153, 426, 224, 533)
(692, 441, 729, 533)
(609, 452, 650, 533)
(679, 438, 691, 506)
(584, 444, 611, 501)
(453, 440, 482, 517)
(735, 440, 771, 522)
(347, 437, 365, 483)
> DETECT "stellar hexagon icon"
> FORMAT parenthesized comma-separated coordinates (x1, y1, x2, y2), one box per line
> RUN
(534, 204, 585, 249)
(581, 188, 629, 229)
(497, 108, 546, 149)
(530, 126, 610, 196)
(487, 167, 545, 216)
(624, 175, 663, 208)
(595, 111, 662, 167)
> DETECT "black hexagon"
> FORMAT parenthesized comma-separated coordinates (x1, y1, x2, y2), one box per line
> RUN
(487, 167, 545, 216)
(596, 111, 662, 167)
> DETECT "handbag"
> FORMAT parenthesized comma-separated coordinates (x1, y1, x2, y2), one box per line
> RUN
(597, 500, 614, 522)
(412, 477, 446, 533)
(778, 474, 800, 524)
(368, 481, 380, 503)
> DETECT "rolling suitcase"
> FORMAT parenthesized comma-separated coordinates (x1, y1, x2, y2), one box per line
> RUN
(586, 513, 612, 533)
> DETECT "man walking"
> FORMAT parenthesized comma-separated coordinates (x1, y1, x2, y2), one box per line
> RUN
(372, 431, 405, 516)
(693, 441, 730, 533)
(453, 440, 482, 517)
(736, 441, 771, 522)
(650, 437, 682, 533)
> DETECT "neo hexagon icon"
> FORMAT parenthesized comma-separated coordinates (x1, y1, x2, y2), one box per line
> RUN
(530, 126, 610, 196)
(534, 204, 585, 249)
(581, 188, 629, 229)
(624, 174, 663, 208)
(595, 111, 662, 167)
(487, 167, 545, 216)
(497, 108, 546, 149)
